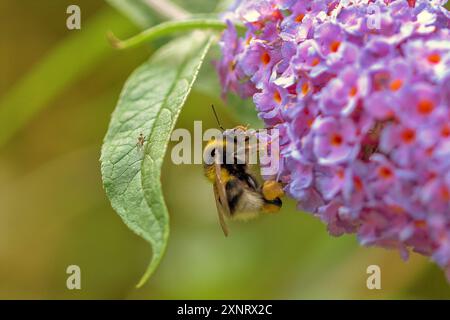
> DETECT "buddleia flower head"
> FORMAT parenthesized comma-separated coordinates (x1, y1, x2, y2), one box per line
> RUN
(216, 0, 450, 280)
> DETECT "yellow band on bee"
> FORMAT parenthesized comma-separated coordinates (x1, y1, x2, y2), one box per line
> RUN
(205, 165, 231, 184)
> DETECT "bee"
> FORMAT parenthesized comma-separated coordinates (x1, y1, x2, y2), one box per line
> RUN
(203, 105, 284, 236)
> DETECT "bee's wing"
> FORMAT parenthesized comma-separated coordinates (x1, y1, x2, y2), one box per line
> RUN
(213, 154, 230, 237)
(213, 184, 229, 237)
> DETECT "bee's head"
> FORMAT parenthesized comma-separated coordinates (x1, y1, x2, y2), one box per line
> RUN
(203, 139, 226, 166)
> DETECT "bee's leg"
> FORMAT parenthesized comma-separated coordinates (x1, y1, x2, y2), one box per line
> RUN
(261, 180, 284, 214)
(261, 180, 284, 201)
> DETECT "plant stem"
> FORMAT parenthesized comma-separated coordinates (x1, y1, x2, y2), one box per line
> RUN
(109, 19, 239, 50)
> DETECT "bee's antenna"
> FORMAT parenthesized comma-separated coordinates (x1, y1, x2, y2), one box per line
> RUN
(211, 104, 225, 131)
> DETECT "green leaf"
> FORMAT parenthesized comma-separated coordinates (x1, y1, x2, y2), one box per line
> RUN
(101, 33, 213, 287)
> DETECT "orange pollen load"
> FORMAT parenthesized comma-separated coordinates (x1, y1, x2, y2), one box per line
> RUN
(261, 52, 271, 65)
(401, 128, 416, 143)
(330, 133, 343, 146)
(295, 13, 305, 23)
(427, 53, 441, 64)
(302, 82, 310, 95)
(389, 79, 403, 91)
(330, 41, 341, 53)
(273, 90, 282, 104)
(349, 86, 358, 97)
(417, 99, 434, 115)
(310, 57, 320, 66)
(378, 166, 393, 179)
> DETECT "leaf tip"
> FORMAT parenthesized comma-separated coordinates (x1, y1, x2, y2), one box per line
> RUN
(135, 256, 158, 288)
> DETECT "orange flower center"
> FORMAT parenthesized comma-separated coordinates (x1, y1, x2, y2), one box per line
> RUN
(330, 41, 341, 53)
(261, 52, 271, 65)
(417, 99, 434, 115)
(295, 14, 305, 23)
(330, 133, 343, 146)
(272, 10, 283, 20)
(401, 128, 416, 143)
(349, 86, 358, 97)
(427, 53, 441, 64)
(389, 79, 403, 91)
(440, 186, 450, 201)
(273, 90, 282, 104)
(301, 82, 309, 95)
(310, 57, 320, 66)
(353, 176, 363, 191)
(441, 124, 450, 137)
(378, 166, 393, 179)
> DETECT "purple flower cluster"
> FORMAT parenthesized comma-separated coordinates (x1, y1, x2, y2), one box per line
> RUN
(216, 0, 450, 279)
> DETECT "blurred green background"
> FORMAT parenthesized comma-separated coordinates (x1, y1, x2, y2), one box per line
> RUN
(1, 0, 449, 299)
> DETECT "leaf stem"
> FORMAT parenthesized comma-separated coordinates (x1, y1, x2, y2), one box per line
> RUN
(109, 19, 242, 50)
